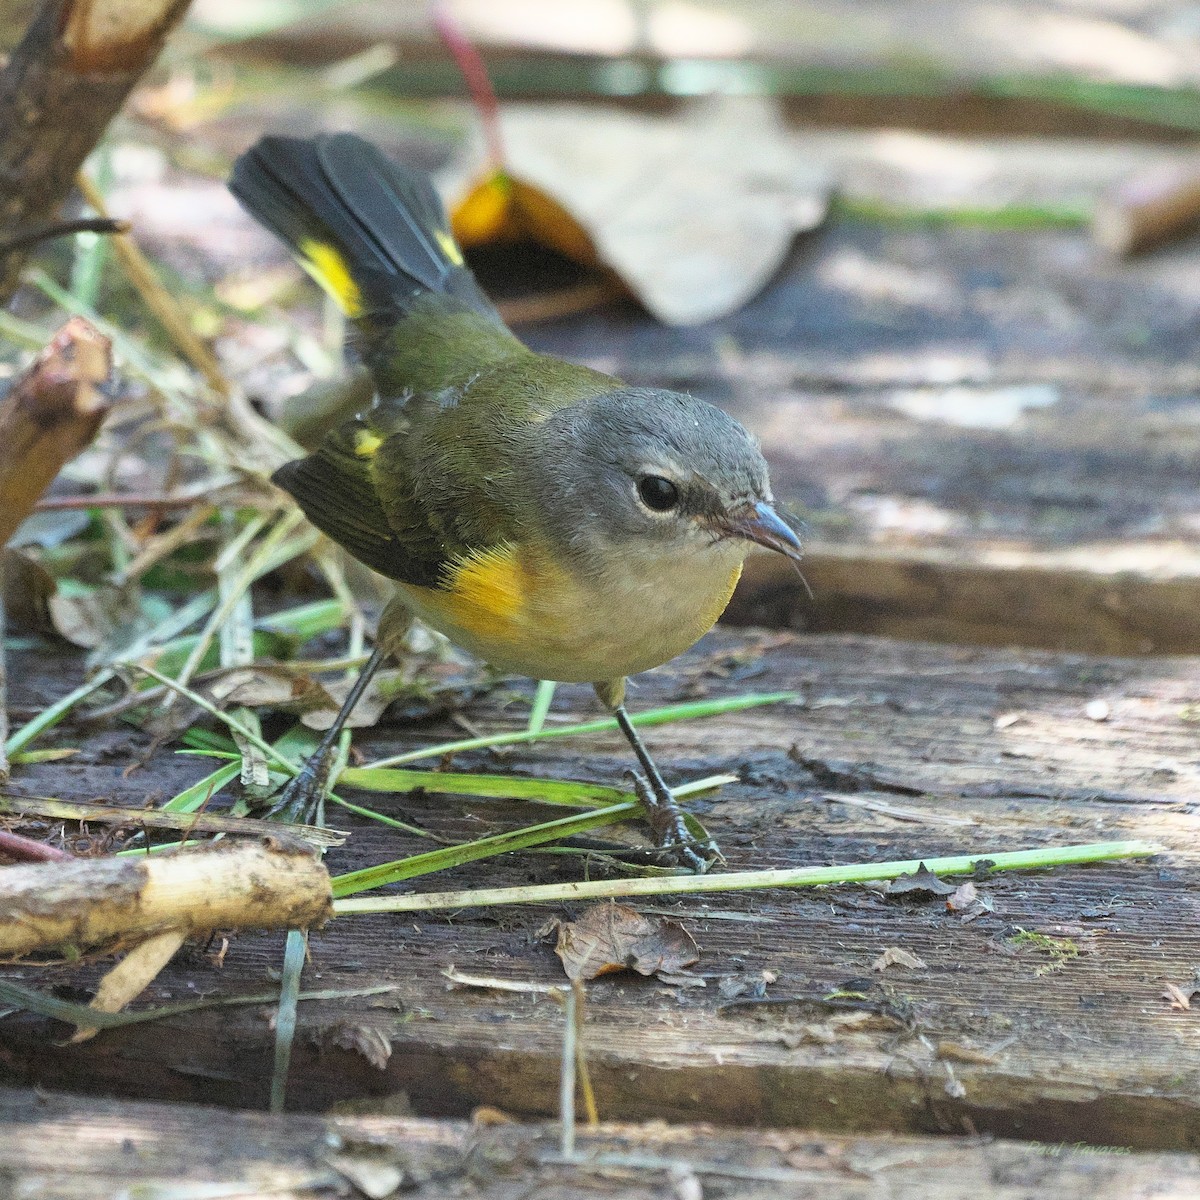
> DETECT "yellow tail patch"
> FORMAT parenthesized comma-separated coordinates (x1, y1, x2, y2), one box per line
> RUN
(298, 238, 363, 317)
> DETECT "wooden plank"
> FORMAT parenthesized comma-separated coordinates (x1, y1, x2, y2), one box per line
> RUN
(512, 210, 1200, 653)
(1, 629, 1199, 1147)
(2, 1088, 1199, 1199)
(114, 95, 1200, 654)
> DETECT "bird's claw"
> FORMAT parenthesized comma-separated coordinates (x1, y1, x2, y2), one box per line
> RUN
(266, 756, 331, 826)
(628, 770, 718, 874)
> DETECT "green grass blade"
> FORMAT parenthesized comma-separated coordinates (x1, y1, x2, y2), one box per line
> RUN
(255, 598, 349, 641)
(4, 672, 112, 755)
(330, 800, 642, 897)
(338, 766, 627, 804)
(362, 692, 800, 769)
(135, 664, 298, 775)
(162, 761, 242, 813)
(333, 841, 1158, 913)
(527, 679, 557, 736)
(270, 929, 306, 1113)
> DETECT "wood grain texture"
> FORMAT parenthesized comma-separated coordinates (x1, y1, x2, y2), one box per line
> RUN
(512, 215, 1200, 654)
(1, 629, 1198, 1147)
(2, 1088, 1198, 1199)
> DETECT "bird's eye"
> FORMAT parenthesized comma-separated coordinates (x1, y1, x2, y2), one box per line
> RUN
(637, 475, 680, 512)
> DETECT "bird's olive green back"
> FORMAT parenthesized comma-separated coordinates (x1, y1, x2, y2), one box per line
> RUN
(277, 293, 620, 588)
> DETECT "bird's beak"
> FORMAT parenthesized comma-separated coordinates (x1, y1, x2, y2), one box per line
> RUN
(722, 501, 804, 562)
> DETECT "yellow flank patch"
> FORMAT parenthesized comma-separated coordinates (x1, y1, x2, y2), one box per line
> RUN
(440, 543, 526, 641)
(298, 238, 363, 317)
(353, 428, 383, 458)
(434, 228, 465, 267)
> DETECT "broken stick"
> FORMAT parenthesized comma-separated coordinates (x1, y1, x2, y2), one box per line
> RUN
(0, 836, 333, 958)
(0, 316, 115, 778)
(0, 316, 114, 547)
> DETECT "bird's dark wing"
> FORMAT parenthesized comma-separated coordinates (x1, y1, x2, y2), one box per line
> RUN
(272, 409, 445, 587)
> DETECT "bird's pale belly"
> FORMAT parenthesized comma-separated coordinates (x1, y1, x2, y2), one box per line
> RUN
(396, 539, 746, 684)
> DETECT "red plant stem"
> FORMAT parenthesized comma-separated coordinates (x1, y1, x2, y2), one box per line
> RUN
(430, 0, 505, 170)
(0, 829, 71, 862)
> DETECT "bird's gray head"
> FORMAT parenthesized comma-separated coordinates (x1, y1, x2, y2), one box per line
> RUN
(533, 387, 802, 572)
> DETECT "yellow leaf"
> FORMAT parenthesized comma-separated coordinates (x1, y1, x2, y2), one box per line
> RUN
(452, 170, 599, 268)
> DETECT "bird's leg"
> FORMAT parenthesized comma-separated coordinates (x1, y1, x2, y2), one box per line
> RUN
(611, 704, 716, 874)
(268, 644, 388, 825)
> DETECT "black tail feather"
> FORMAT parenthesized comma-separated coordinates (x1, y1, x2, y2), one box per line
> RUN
(230, 133, 498, 323)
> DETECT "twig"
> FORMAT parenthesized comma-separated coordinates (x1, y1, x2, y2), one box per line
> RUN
(34, 487, 233, 511)
(75, 172, 232, 399)
(572, 979, 598, 1126)
(0, 216, 127, 255)
(0, 836, 332, 957)
(0, 829, 71, 862)
(1094, 163, 1200, 255)
(0, 0, 196, 303)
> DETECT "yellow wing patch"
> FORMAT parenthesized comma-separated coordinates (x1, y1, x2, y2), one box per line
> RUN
(352, 428, 383, 458)
(439, 543, 527, 642)
(298, 238, 363, 317)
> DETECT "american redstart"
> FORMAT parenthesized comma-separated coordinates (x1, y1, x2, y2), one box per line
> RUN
(230, 133, 803, 869)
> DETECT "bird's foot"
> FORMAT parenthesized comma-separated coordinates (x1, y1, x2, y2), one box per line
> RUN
(266, 753, 333, 826)
(629, 770, 719, 874)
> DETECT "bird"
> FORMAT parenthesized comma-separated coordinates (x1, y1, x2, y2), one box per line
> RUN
(229, 132, 803, 870)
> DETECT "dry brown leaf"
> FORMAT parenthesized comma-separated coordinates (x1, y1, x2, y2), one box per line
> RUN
(449, 98, 829, 326)
(885, 864, 957, 897)
(299, 668, 409, 731)
(47, 586, 134, 650)
(554, 902, 699, 982)
(207, 664, 333, 714)
(1163, 982, 1195, 1011)
(871, 947, 928, 972)
(320, 1021, 393, 1070)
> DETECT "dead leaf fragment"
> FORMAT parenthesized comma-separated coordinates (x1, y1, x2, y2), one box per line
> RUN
(937, 1040, 1001, 1066)
(449, 98, 829, 326)
(885, 864, 957, 897)
(946, 880, 996, 921)
(319, 1021, 393, 1070)
(871, 947, 928, 972)
(325, 1152, 407, 1199)
(71, 927, 188, 1043)
(554, 903, 699, 982)
(1163, 982, 1197, 1011)
(208, 665, 333, 714)
(299, 669, 410, 731)
(993, 711, 1026, 730)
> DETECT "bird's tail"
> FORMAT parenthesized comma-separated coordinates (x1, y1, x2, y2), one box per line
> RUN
(230, 133, 498, 324)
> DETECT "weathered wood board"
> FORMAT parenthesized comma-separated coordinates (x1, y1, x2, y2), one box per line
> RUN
(142, 106, 1200, 654)
(4, 1088, 1199, 1199)
(1, 629, 1199, 1148)
(516, 214, 1200, 654)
